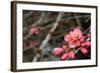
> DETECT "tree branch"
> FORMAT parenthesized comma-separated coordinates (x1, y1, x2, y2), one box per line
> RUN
(39, 12, 64, 50)
(32, 12, 46, 27)
(73, 13, 84, 31)
(24, 11, 33, 18)
(32, 12, 64, 62)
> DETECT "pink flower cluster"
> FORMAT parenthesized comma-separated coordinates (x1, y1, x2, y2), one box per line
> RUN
(54, 27, 91, 60)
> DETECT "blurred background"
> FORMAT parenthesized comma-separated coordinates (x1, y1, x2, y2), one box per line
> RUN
(23, 10, 91, 62)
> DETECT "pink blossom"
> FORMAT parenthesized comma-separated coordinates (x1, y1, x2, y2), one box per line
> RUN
(80, 36, 85, 43)
(31, 41, 39, 46)
(80, 48, 88, 54)
(76, 41, 81, 46)
(30, 27, 40, 35)
(70, 27, 82, 40)
(69, 41, 80, 48)
(64, 27, 83, 43)
(86, 42, 91, 47)
(61, 53, 68, 60)
(54, 47, 63, 56)
(53, 27, 91, 60)
(68, 51, 75, 59)
(64, 34, 72, 42)
(81, 42, 86, 47)
(69, 42, 77, 48)
(69, 31, 77, 41)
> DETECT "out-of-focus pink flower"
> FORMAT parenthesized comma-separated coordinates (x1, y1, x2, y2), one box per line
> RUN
(81, 42, 86, 47)
(80, 48, 88, 54)
(86, 42, 91, 47)
(54, 47, 63, 56)
(47, 53, 51, 57)
(68, 51, 75, 59)
(61, 53, 68, 60)
(31, 41, 39, 46)
(64, 34, 72, 42)
(30, 27, 40, 35)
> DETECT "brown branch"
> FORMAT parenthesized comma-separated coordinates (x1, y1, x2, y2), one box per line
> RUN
(24, 14, 89, 41)
(85, 16, 91, 23)
(32, 12, 46, 27)
(73, 13, 84, 31)
(39, 12, 64, 50)
(83, 25, 91, 34)
(32, 12, 64, 62)
(41, 15, 89, 30)
(23, 33, 32, 41)
(63, 15, 89, 21)
(24, 11, 33, 18)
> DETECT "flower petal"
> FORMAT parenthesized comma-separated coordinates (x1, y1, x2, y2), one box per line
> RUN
(80, 48, 88, 54)
(68, 51, 75, 59)
(54, 47, 63, 55)
(61, 53, 68, 60)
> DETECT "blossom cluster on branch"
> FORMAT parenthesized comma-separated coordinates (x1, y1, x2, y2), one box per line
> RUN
(54, 27, 91, 60)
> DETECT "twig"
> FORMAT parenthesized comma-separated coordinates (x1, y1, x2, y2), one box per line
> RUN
(43, 12, 52, 23)
(23, 33, 32, 41)
(83, 25, 91, 34)
(73, 13, 84, 31)
(62, 15, 89, 22)
(24, 14, 90, 41)
(24, 11, 33, 18)
(41, 15, 89, 30)
(67, 48, 80, 60)
(23, 12, 46, 40)
(32, 12, 46, 27)
(85, 16, 91, 23)
(32, 12, 64, 62)
(39, 12, 64, 50)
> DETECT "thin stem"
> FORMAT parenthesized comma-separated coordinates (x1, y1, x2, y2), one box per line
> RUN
(67, 48, 80, 60)
(24, 11, 33, 18)
(83, 25, 91, 34)
(32, 12, 46, 27)
(73, 13, 84, 31)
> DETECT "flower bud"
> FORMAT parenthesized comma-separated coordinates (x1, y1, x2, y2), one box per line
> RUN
(86, 42, 91, 47)
(80, 48, 88, 54)
(54, 47, 63, 56)
(61, 53, 68, 60)
(30, 27, 40, 35)
(68, 51, 75, 59)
